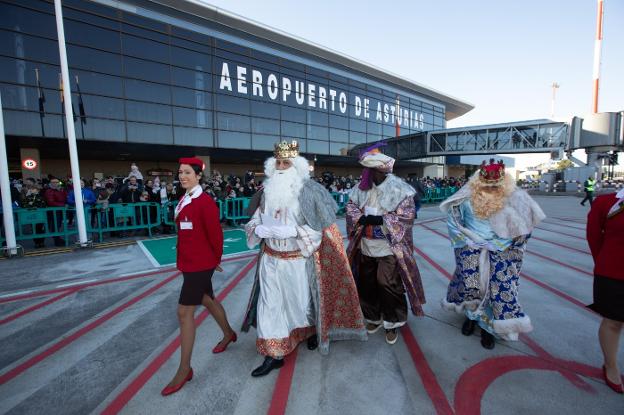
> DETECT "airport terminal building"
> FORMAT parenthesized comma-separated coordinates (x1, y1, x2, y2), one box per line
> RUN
(0, 0, 473, 178)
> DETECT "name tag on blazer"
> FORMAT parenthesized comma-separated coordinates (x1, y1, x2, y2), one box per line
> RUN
(180, 221, 193, 230)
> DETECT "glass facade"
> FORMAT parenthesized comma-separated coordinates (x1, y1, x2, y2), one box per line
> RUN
(0, 0, 447, 157)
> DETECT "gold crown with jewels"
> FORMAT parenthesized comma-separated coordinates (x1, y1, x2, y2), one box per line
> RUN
(274, 140, 299, 159)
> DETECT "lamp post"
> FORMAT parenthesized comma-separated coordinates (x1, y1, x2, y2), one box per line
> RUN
(550, 82, 560, 119)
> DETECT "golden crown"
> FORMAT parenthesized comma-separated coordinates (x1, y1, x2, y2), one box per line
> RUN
(274, 140, 299, 159)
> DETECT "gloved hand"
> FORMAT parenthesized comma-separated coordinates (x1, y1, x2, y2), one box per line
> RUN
(254, 225, 274, 239)
(358, 215, 384, 226)
(271, 225, 298, 239)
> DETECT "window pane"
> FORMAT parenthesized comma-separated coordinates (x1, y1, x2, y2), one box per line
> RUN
(281, 105, 305, 123)
(67, 45, 121, 75)
(329, 128, 349, 142)
(126, 100, 171, 124)
(127, 122, 173, 144)
(171, 87, 212, 110)
(122, 34, 169, 63)
(77, 93, 125, 120)
(0, 83, 60, 113)
(330, 142, 349, 156)
(350, 131, 366, 144)
(66, 20, 120, 53)
(252, 118, 279, 135)
(0, 57, 58, 89)
(171, 67, 211, 91)
(252, 134, 280, 151)
(329, 114, 348, 129)
(123, 56, 169, 83)
(308, 125, 328, 140)
(124, 79, 170, 104)
(171, 47, 211, 72)
(174, 126, 213, 146)
(0, 30, 59, 64)
(251, 101, 279, 119)
(218, 131, 250, 149)
(0, 3, 57, 39)
(281, 121, 305, 139)
(307, 139, 328, 155)
(81, 118, 126, 141)
(216, 94, 249, 115)
(350, 118, 366, 133)
(217, 112, 250, 132)
(173, 107, 212, 128)
(71, 70, 123, 98)
(307, 109, 328, 126)
(2, 110, 64, 138)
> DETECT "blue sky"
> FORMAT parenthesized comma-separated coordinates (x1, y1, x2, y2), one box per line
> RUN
(201, 0, 623, 168)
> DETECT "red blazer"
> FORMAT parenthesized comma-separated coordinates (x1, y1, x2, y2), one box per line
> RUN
(176, 192, 223, 272)
(586, 193, 624, 281)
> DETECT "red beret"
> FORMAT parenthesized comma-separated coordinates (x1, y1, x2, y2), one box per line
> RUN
(178, 157, 205, 170)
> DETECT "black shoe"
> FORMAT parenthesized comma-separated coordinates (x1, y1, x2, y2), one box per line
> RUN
(307, 335, 318, 351)
(251, 356, 284, 377)
(580, 202, 585, 206)
(480, 330, 495, 350)
(461, 318, 476, 336)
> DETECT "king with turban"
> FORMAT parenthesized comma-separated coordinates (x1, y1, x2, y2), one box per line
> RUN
(346, 143, 426, 345)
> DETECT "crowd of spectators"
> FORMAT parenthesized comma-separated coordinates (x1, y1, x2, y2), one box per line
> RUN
(1, 161, 467, 248)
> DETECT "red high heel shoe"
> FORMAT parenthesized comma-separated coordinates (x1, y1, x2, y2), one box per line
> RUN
(212, 332, 237, 354)
(161, 368, 193, 396)
(602, 365, 624, 394)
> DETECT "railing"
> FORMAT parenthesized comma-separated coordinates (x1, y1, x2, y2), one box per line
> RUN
(0, 206, 77, 246)
(86, 202, 161, 242)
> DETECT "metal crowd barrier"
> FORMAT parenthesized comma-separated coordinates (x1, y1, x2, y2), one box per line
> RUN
(87, 202, 161, 242)
(0, 206, 77, 246)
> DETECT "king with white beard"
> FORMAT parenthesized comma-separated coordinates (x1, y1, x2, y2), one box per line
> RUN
(243, 140, 366, 377)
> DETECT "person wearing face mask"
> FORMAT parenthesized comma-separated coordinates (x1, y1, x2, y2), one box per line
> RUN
(242, 141, 365, 377)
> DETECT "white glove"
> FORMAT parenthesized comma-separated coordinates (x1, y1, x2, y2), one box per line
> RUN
(254, 225, 274, 239)
(271, 225, 298, 240)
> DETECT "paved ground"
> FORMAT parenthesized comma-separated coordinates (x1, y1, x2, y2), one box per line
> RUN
(0, 195, 622, 414)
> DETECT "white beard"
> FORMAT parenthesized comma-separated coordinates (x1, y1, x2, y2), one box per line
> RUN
(264, 167, 303, 216)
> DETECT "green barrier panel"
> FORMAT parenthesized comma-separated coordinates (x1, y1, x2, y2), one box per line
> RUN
(224, 197, 251, 224)
(0, 206, 76, 246)
(87, 202, 161, 242)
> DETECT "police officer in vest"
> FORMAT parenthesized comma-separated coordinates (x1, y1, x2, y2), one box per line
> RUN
(581, 176, 597, 206)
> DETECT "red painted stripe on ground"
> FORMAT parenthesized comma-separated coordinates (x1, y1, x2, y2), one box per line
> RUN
(0, 289, 77, 325)
(550, 216, 586, 225)
(267, 349, 298, 415)
(401, 325, 454, 415)
(520, 273, 595, 314)
(520, 334, 595, 393)
(0, 252, 256, 305)
(542, 219, 586, 231)
(0, 272, 181, 386)
(0, 268, 175, 304)
(524, 250, 592, 277)
(535, 226, 586, 240)
(101, 258, 257, 415)
(454, 355, 572, 415)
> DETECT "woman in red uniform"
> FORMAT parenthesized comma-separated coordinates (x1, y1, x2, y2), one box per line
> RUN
(587, 188, 624, 394)
(161, 157, 237, 396)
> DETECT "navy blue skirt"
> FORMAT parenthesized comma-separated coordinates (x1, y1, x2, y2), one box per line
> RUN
(587, 275, 624, 322)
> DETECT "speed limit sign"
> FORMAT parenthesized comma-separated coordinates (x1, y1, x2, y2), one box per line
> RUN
(22, 158, 38, 170)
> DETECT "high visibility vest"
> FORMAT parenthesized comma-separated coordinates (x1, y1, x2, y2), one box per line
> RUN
(585, 178, 596, 192)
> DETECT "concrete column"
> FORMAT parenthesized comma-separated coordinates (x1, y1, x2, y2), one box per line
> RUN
(423, 164, 444, 178)
(20, 148, 41, 180)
